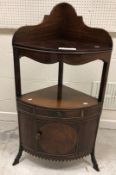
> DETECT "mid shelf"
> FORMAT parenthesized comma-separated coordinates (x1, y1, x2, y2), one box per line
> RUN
(18, 85, 98, 110)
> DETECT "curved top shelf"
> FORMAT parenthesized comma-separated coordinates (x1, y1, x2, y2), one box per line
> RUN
(14, 39, 111, 54)
(13, 3, 112, 63)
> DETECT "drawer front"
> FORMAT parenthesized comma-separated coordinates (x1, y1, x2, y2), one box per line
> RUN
(36, 120, 79, 155)
(35, 107, 82, 119)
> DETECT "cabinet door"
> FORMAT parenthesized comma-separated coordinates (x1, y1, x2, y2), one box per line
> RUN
(36, 120, 79, 155)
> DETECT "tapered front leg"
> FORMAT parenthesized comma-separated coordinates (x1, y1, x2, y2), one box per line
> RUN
(13, 145, 23, 166)
(91, 150, 100, 171)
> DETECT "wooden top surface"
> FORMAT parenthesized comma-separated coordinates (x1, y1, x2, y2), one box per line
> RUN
(13, 3, 112, 55)
(18, 85, 98, 110)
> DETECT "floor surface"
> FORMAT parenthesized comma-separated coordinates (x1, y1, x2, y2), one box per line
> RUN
(0, 121, 116, 175)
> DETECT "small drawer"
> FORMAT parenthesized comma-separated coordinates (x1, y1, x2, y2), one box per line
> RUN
(35, 107, 82, 119)
(36, 108, 64, 117)
(65, 110, 83, 118)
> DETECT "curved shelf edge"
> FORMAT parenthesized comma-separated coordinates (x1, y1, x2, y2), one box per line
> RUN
(14, 45, 112, 64)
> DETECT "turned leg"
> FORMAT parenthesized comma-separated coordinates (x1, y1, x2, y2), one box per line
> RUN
(91, 150, 100, 171)
(13, 145, 23, 166)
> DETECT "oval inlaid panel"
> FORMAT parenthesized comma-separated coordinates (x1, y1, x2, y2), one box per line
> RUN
(37, 123, 77, 155)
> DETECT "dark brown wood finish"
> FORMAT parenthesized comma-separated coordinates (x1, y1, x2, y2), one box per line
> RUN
(58, 60, 63, 87)
(12, 3, 112, 172)
(13, 48, 21, 97)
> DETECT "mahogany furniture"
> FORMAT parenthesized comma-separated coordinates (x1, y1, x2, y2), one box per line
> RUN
(12, 3, 112, 171)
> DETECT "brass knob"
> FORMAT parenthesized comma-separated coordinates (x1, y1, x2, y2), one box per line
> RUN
(56, 111, 62, 117)
(35, 131, 41, 140)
